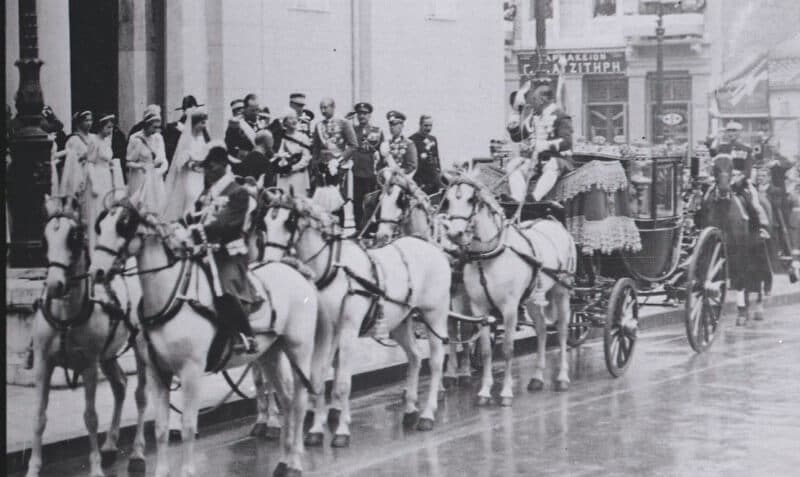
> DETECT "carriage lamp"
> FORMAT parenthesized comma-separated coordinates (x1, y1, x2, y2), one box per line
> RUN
(629, 159, 653, 219)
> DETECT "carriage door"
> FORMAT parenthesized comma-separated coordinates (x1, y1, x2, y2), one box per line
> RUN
(648, 72, 691, 145)
(585, 76, 629, 143)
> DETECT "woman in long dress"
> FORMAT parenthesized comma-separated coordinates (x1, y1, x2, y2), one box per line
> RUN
(126, 108, 167, 212)
(84, 114, 126, 249)
(61, 111, 94, 204)
(162, 108, 210, 221)
(274, 109, 312, 197)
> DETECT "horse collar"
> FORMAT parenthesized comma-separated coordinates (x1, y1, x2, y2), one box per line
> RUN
(315, 238, 342, 289)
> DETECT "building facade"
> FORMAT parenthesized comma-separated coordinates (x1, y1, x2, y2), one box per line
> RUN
(505, 0, 712, 151)
(6, 0, 505, 167)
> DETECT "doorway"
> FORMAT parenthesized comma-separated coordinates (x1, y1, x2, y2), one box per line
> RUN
(70, 0, 119, 119)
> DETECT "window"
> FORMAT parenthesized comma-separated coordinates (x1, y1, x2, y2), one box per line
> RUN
(428, 0, 457, 20)
(529, 0, 553, 20)
(648, 73, 691, 144)
(585, 76, 629, 143)
(639, 0, 706, 14)
(594, 0, 617, 17)
(290, 0, 331, 13)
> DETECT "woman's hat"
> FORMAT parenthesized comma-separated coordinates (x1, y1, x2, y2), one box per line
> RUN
(176, 95, 204, 111)
(97, 114, 116, 125)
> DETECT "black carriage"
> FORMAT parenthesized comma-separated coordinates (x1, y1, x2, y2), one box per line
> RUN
(472, 140, 727, 377)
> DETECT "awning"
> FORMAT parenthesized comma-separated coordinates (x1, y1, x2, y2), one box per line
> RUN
(711, 55, 769, 118)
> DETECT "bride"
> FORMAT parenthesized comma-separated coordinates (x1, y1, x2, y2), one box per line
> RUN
(162, 108, 210, 221)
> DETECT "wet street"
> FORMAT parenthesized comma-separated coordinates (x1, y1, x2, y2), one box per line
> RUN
(16, 302, 800, 477)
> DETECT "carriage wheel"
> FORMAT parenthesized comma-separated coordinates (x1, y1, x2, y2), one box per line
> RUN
(684, 227, 727, 353)
(603, 278, 638, 378)
(566, 311, 591, 347)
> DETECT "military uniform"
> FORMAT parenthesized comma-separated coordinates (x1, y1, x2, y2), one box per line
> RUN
(409, 131, 441, 194)
(225, 117, 260, 162)
(351, 102, 385, 229)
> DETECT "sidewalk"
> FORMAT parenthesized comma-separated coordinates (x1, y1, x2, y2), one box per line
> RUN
(6, 274, 799, 465)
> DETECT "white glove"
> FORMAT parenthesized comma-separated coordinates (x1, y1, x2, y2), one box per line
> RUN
(379, 142, 390, 157)
(327, 159, 340, 175)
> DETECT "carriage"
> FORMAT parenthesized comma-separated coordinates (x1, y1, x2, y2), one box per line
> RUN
(473, 139, 728, 377)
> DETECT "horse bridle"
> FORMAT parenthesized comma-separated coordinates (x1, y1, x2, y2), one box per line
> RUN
(440, 180, 505, 250)
(263, 203, 340, 266)
(44, 213, 89, 287)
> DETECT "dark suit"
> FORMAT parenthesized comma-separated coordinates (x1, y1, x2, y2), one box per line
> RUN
(225, 118, 259, 160)
(353, 124, 384, 228)
(409, 132, 442, 194)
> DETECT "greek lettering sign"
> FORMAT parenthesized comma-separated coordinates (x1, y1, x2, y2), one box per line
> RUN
(518, 51, 627, 77)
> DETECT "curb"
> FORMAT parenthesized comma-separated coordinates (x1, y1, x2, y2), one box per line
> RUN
(7, 289, 800, 473)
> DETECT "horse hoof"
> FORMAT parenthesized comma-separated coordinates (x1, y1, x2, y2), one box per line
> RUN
(168, 429, 182, 443)
(475, 396, 492, 407)
(274, 462, 289, 477)
(437, 389, 446, 402)
(304, 432, 324, 447)
(527, 378, 545, 392)
(100, 449, 118, 467)
(458, 375, 472, 387)
(127, 457, 146, 474)
(416, 417, 435, 431)
(402, 411, 419, 428)
(331, 434, 351, 448)
(442, 376, 456, 389)
(554, 380, 570, 392)
(265, 426, 281, 440)
(327, 409, 341, 433)
(250, 422, 267, 438)
(303, 411, 314, 434)
(498, 396, 513, 407)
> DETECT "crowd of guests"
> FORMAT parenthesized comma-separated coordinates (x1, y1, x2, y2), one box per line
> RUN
(32, 92, 443, 238)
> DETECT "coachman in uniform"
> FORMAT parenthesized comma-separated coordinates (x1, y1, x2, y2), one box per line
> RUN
(184, 144, 260, 353)
(351, 102, 385, 229)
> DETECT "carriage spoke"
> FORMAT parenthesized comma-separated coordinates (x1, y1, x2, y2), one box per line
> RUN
(705, 242, 721, 280)
(706, 257, 726, 282)
(691, 299, 702, 338)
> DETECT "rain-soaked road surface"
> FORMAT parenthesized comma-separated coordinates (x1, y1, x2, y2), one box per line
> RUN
(16, 303, 800, 476)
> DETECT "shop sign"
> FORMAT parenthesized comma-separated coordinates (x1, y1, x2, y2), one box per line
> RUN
(518, 51, 627, 77)
(661, 112, 684, 126)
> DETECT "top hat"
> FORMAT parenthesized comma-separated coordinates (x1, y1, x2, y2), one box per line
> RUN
(176, 95, 204, 111)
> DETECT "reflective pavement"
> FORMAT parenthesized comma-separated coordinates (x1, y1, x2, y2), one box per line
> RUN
(12, 302, 800, 476)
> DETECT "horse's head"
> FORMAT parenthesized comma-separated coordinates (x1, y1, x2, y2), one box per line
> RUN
(438, 170, 503, 248)
(43, 194, 86, 297)
(89, 199, 147, 283)
(261, 188, 338, 261)
(375, 167, 425, 244)
(711, 154, 735, 196)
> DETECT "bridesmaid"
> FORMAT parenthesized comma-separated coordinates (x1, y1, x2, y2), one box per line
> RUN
(85, 114, 125, 249)
(61, 110, 93, 203)
(126, 107, 167, 211)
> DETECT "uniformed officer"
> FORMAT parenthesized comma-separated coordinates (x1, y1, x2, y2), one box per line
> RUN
(409, 114, 442, 194)
(351, 102, 385, 229)
(225, 99, 261, 162)
(185, 144, 260, 353)
(710, 121, 754, 178)
(269, 93, 307, 152)
(377, 111, 418, 176)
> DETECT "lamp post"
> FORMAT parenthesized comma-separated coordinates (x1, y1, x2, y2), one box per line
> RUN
(654, 1, 666, 144)
(8, 0, 53, 267)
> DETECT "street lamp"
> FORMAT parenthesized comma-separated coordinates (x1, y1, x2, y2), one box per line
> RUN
(8, 0, 53, 267)
(645, 0, 683, 144)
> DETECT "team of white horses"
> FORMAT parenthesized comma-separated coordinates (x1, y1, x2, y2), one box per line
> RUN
(28, 165, 577, 477)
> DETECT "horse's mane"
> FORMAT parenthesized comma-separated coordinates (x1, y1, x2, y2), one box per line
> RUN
(259, 189, 340, 235)
(445, 169, 505, 217)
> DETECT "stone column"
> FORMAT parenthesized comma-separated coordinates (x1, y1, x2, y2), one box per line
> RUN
(628, 74, 647, 141)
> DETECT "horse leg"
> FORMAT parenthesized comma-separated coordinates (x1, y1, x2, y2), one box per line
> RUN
(82, 364, 105, 477)
(528, 304, 548, 392)
(304, 311, 335, 447)
(282, 335, 314, 474)
(99, 358, 127, 466)
(178, 364, 202, 477)
(392, 319, 422, 427)
(554, 289, 571, 391)
(442, 319, 458, 389)
(25, 349, 55, 477)
(419, 309, 448, 430)
(753, 289, 766, 321)
(736, 290, 748, 326)
(250, 362, 272, 439)
(330, 322, 359, 448)
(498, 304, 517, 406)
(128, 345, 148, 473)
(150, 367, 173, 477)
(475, 316, 494, 406)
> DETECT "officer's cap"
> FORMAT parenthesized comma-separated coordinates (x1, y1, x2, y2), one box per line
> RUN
(354, 102, 373, 114)
(289, 93, 307, 106)
(387, 111, 406, 124)
(725, 121, 743, 132)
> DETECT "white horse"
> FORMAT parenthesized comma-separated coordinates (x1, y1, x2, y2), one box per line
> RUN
(439, 171, 576, 405)
(90, 201, 319, 477)
(26, 195, 146, 477)
(261, 190, 451, 448)
(373, 168, 474, 388)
